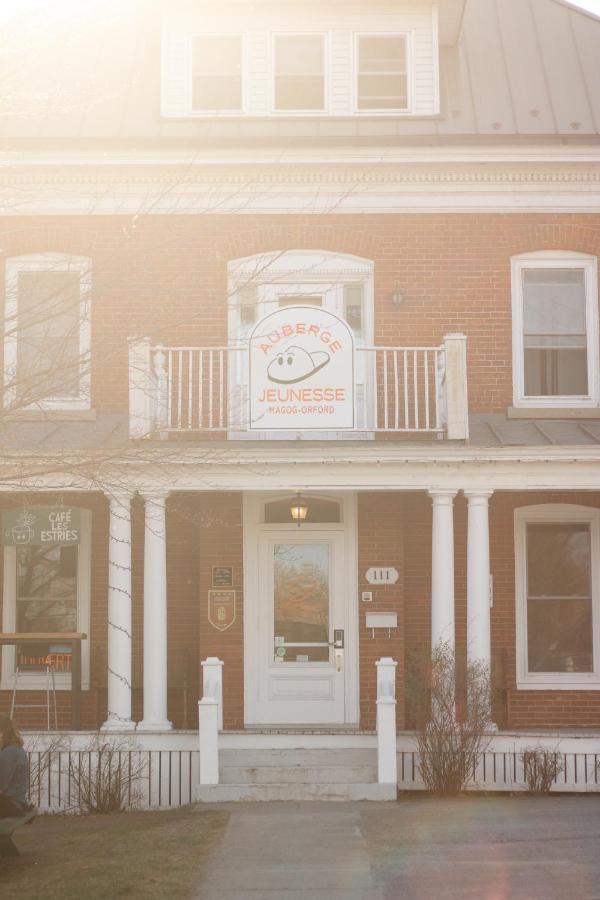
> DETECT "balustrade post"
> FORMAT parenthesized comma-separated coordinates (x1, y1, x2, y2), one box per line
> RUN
(376, 657, 398, 785)
(442, 333, 469, 440)
(128, 336, 153, 439)
(198, 698, 219, 785)
(201, 657, 224, 731)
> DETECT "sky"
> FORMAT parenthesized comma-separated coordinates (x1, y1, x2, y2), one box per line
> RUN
(0, 0, 599, 18)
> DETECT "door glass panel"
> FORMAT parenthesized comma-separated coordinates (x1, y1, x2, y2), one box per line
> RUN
(277, 295, 323, 307)
(273, 543, 330, 663)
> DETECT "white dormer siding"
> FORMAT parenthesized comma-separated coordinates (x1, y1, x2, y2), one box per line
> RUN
(161, 4, 440, 118)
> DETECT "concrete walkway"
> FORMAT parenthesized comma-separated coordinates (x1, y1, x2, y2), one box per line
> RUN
(195, 804, 383, 900)
(194, 796, 600, 900)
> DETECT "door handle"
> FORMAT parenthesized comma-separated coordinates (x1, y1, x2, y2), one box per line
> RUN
(335, 648, 344, 672)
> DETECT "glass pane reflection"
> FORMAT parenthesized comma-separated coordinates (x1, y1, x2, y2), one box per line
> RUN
(274, 543, 329, 663)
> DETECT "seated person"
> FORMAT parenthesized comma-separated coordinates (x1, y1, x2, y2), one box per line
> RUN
(0, 715, 31, 817)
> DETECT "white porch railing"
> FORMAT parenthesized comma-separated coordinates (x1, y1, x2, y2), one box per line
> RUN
(128, 334, 469, 440)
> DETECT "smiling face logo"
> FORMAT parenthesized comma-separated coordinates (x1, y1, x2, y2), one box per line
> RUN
(267, 345, 331, 385)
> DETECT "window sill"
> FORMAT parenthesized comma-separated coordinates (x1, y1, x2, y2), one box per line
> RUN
(516, 679, 600, 691)
(508, 406, 600, 419)
(5, 409, 97, 422)
(1, 677, 90, 691)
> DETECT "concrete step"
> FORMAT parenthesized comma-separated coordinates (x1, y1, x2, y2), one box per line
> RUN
(220, 765, 378, 785)
(219, 748, 376, 767)
(194, 782, 397, 802)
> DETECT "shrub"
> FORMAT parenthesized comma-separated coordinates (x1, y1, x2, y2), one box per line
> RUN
(67, 736, 146, 814)
(522, 747, 564, 793)
(406, 641, 493, 796)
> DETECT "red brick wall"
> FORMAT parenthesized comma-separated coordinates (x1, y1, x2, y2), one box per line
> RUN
(2, 214, 599, 418)
(357, 493, 405, 730)
(3, 488, 600, 731)
(196, 493, 244, 730)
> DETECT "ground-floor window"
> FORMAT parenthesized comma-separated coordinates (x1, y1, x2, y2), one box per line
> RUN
(1, 507, 91, 690)
(515, 504, 600, 689)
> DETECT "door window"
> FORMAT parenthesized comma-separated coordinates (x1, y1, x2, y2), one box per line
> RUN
(273, 543, 330, 663)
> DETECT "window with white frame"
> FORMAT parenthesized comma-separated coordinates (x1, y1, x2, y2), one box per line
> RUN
(355, 34, 409, 112)
(1, 508, 91, 691)
(191, 35, 243, 112)
(515, 504, 600, 690)
(511, 252, 599, 408)
(4, 254, 91, 411)
(273, 34, 326, 112)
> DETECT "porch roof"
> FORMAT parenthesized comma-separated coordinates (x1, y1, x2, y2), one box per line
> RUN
(1, 412, 600, 455)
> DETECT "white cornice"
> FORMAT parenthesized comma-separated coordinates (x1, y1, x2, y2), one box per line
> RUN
(1, 158, 600, 214)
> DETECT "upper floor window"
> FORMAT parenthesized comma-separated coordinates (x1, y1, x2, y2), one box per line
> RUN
(515, 504, 600, 690)
(4, 253, 91, 412)
(356, 34, 408, 112)
(273, 34, 325, 113)
(192, 35, 243, 112)
(511, 252, 599, 409)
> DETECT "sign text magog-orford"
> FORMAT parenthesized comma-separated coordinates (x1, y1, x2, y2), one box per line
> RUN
(249, 306, 355, 430)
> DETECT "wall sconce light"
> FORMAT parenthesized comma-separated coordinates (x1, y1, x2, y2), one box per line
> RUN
(290, 493, 308, 527)
(391, 282, 403, 308)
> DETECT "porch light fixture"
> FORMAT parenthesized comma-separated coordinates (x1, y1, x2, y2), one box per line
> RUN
(290, 493, 308, 526)
(391, 281, 403, 308)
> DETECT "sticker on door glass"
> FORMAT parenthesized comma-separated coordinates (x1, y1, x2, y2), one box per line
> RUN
(276, 646, 286, 657)
(274, 636, 285, 646)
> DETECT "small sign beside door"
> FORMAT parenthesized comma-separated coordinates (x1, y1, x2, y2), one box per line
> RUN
(212, 566, 233, 588)
(208, 590, 236, 632)
(365, 567, 399, 585)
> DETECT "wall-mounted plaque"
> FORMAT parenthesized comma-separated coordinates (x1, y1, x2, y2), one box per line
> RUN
(208, 590, 236, 631)
(212, 566, 233, 588)
(365, 567, 399, 585)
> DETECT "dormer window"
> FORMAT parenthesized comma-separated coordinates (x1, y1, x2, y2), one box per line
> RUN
(191, 35, 243, 112)
(356, 34, 409, 112)
(273, 35, 326, 113)
(164, 8, 439, 120)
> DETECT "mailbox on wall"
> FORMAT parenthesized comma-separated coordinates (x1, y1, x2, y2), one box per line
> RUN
(365, 612, 398, 638)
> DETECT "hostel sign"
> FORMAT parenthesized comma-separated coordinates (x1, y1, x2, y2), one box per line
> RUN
(249, 306, 355, 431)
(2, 507, 81, 546)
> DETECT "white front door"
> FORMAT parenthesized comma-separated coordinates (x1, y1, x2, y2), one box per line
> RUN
(244, 495, 358, 726)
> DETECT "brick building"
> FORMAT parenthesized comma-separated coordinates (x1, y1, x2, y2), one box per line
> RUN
(1, 0, 600, 798)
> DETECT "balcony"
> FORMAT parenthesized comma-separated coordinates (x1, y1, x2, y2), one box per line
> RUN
(128, 333, 468, 441)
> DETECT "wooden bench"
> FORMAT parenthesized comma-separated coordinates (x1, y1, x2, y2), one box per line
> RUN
(0, 809, 37, 858)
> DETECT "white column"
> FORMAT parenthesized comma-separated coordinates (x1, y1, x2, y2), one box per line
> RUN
(429, 490, 457, 651)
(198, 698, 219, 785)
(466, 491, 493, 667)
(138, 492, 172, 731)
(102, 493, 135, 731)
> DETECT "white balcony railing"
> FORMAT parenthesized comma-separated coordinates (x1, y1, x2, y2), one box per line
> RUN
(129, 334, 468, 440)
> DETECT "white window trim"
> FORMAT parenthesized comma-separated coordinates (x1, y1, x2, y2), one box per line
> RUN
(352, 31, 413, 116)
(186, 33, 246, 117)
(511, 251, 599, 409)
(514, 503, 600, 690)
(1, 508, 92, 691)
(4, 253, 92, 412)
(269, 31, 329, 116)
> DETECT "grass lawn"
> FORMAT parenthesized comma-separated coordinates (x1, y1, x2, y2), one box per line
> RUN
(0, 806, 229, 899)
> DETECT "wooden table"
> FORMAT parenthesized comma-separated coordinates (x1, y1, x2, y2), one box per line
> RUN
(0, 632, 87, 729)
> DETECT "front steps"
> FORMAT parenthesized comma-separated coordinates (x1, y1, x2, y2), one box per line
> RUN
(194, 747, 397, 802)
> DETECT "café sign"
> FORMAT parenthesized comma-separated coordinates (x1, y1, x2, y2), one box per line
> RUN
(249, 305, 355, 431)
(2, 507, 81, 546)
